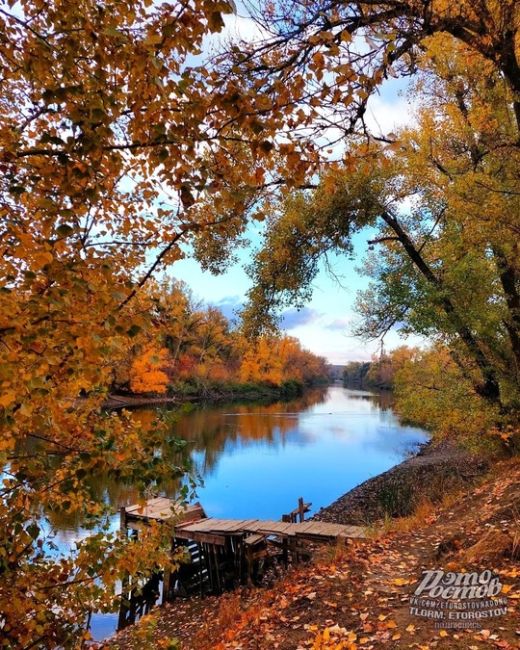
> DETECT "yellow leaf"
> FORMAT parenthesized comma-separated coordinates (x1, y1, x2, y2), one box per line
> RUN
(0, 391, 16, 408)
(33, 251, 53, 269)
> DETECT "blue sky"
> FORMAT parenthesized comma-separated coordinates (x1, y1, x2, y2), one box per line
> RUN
(166, 14, 423, 364)
(169, 213, 421, 364)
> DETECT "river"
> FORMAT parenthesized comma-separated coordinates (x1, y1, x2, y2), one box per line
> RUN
(46, 385, 429, 641)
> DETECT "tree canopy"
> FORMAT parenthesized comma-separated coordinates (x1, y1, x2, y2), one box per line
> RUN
(1, 0, 519, 645)
(241, 35, 519, 412)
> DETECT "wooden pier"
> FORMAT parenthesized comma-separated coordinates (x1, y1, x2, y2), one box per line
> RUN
(174, 516, 365, 544)
(117, 497, 365, 629)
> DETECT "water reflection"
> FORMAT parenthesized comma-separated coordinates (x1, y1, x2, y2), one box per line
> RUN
(44, 389, 325, 540)
(42, 385, 428, 641)
(48, 386, 427, 546)
(167, 386, 426, 521)
(173, 387, 329, 473)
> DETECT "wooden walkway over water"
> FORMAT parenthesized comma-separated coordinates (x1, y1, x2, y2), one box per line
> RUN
(117, 497, 365, 630)
(174, 516, 365, 543)
(122, 496, 365, 542)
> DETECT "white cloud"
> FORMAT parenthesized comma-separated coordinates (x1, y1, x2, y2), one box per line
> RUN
(202, 12, 271, 56)
(364, 91, 416, 138)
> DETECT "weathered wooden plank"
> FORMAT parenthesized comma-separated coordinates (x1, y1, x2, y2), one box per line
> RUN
(125, 497, 164, 514)
(235, 519, 260, 532)
(125, 499, 204, 523)
(297, 523, 339, 535)
(294, 523, 366, 540)
(180, 519, 222, 532)
(183, 519, 257, 534)
(149, 509, 176, 520)
(226, 519, 262, 533)
(256, 521, 296, 536)
(174, 529, 226, 546)
(291, 521, 316, 533)
(210, 519, 250, 533)
(125, 499, 365, 544)
(244, 533, 265, 546)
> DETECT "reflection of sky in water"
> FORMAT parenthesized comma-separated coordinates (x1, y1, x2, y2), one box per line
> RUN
(48, 387, 428, 544)
(40, 386, 427, 640)
(186, 386, 428, 520)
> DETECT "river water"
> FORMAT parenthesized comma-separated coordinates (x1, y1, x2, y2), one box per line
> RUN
(48, 385, 429, 640)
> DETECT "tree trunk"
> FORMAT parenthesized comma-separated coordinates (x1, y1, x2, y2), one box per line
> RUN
(492, 246, 520, 376)
(381, 211, 502, 405)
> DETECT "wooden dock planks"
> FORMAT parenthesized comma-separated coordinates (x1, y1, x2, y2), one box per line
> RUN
(125, 499, 206, 526)
(176, 516, 365, 542)
(124, 498, 366, 543)
(119, 497, 366, 611)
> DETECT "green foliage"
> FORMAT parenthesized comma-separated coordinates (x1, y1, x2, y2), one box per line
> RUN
(393, 345, 503, 452)
(280, 379, 304, 398)
(242, 163, 383, 335)
(244, 39, 520, 415)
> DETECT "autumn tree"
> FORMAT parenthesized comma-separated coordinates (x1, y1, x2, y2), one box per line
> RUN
(393, 344, 502, 446)
(239, 334, 327, 386)
(1, 0, 518, 644)
(172, 0, 518, 245)
(0, 0, 281, 645)
(364, 347, 419, 390)
(240, 336, 285, 385)
(240, 37, 519, 416)
(130, 344, 170, 394)
(119, 280, 327, 396)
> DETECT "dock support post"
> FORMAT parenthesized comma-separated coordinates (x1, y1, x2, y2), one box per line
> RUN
(162, 538, 177, 604)
(212, 545, 221, 593)
(119, 506, 127, 533)
(163, 565, 171, 604)
(197, 543, 204, 596)
(298, 497, 305, 522)
(117, 506, 130, 630)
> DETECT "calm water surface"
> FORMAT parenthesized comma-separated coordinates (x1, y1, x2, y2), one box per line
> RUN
(50, 385, 428, 640)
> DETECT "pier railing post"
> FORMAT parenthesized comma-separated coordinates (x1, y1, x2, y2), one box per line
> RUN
(298, 497, 305, 522)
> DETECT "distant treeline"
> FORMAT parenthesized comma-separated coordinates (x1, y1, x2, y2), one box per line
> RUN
(115, 279, 329, 399)
(343, 348, 416, 390)
(343, 361, 376, 389)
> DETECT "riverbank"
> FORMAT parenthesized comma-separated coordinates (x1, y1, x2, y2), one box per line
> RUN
(313, 439, 490, 525)
(104, 449, 519, 650)
(104, 379, 314, 409)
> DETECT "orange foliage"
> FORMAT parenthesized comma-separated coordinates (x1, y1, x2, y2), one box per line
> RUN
(239, 335, 327, 386)
(123, 283, 327, 393)
(240, 337, 283, 385)
(130, 345, 170, 394)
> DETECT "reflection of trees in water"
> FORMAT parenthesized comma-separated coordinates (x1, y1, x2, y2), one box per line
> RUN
(344, 390, 394, 412)
(370, 391, 395, 411)
(173, 387, 328, 475)
(44, 388, 327, 532)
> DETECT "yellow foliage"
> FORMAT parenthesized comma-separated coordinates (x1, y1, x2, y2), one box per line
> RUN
(394, 345, 501, 448)
(239, 335, 326, 386)
(130, 345, 170, 394)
